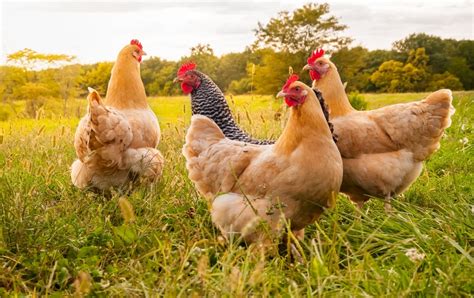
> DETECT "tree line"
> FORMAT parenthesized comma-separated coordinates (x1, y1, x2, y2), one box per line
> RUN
(1, 3, 472, 108)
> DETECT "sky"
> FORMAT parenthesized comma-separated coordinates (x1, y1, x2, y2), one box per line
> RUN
(1, 0, 473, 64)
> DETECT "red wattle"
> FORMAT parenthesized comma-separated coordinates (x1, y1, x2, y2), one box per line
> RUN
(181, 83, 193, 94)
(310, 70, 320, 81)
(284, 97, 297, 107)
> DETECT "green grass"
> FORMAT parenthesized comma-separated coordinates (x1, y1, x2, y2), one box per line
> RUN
(0, 92, 473, 296)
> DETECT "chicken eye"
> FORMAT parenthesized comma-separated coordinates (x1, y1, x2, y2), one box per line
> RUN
(294, 87, 300, 91)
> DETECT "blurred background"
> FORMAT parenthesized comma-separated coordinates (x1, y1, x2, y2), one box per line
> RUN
(0, 0, 472, 120)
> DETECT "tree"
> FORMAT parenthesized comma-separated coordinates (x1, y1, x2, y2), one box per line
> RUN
(393, 33, 457, 73)
(426, 72, 463, 91)
(141, 57, 178, 96)
(78, 62, 113, 96)
(254, 3, 352, 53)
(457, 40, 474, 69)
(182, 44, 219, 82)
(7, 48, 76, 70)
(0, 66, 27, 103)
(407, 48, 429, 69)
(447, 56, 473, 90)
(406, 48, 430, 91)
(370, 48, 430, 92)
(215, 52, 250, 91)
(55, 64, 81, 115)
(252, 49, 307, 94)
(370, 60, 405, 92)
(330, 46, 370, 91)
(228, 77, 252, 95)
(5, 48, 77, 116)
(364, 49, 406, 74)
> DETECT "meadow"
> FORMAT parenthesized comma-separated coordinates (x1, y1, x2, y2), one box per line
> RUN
(0, 92, 473, 296)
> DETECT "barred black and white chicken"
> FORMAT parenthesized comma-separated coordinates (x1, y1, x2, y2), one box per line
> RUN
(174, 62, 273, 145)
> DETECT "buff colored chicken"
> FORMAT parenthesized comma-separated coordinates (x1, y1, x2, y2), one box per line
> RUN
(71, 40, 164, 190)
(182, 75, 342, 243)
(303, 49, 455, 211)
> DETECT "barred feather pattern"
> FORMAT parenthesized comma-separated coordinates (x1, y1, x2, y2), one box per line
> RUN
(313, 88, 338, 143)
(191, 72, 274, 145)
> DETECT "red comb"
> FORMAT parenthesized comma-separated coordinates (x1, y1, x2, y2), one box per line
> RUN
(177, 61, 196, 76)
(130, 39, 143, 50)
(307, 49, 325, 64)
(282, 74, 299, 92)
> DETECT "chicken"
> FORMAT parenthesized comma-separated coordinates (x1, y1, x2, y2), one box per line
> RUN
(71, 40, 164, 190)
(174, 62, 273, 144)
(182, 75, 342, 243)
(303, 49, 455, 211)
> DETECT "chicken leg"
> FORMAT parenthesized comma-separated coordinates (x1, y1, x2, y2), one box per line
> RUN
(384, 193, 393, 214)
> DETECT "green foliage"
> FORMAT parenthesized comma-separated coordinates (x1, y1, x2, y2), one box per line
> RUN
(228, 77, 252, 95)
(393, 33, 474, 89)
(252, 50, 308, 94)
(184, 44, 220, 81)
(7, 48, 76, 71)
(0, 66, 27, 102)
(1, 10, 472, 102)
(56, 65, 81, 100)
(215, 52, 250, 92)
(426, 72, 463, 91)
(447, 56, 474, 90)
(370, 60, 407, 92)
(407, 47, 429, 69)
(370, 48, 431, 92)
(393, 33, 456, 73)
(141, 57, 178, 96)
(14, 82, 55, 101)
(457, 40, 474, 68)
(0, 92, 472, 295)
(364, 49, 406, 73)
(254, 3, 352, 53)
(2, 49, 82, 112)
(78, 62, 113, 96)
(348, 91, 367, 110)
(330, 46, 371, 92)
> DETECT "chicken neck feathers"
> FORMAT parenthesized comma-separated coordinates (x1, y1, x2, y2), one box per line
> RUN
(104, 51, 148, 110)
(313, 88, 338, 143)
(191, 72, 274, 145)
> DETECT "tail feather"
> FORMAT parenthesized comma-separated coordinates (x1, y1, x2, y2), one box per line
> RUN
(374, 89, 455, 161)
(80, 88, 133, 172)
(182, 115, 261, 199)
(414, 89, 454, 160)
(182, 115, 225, 160)
(87, 89, 132, 149)
(87, 88, 102, 125)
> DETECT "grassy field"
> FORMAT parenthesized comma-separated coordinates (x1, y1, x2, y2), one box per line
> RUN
(0, 92, 473, 296)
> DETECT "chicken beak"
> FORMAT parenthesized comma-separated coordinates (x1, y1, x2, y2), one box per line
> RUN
(141, 50, 147, 56)
(173, 76, 182, 84)
(276, 90, 286, 98)
(302, 64, 312, 71)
